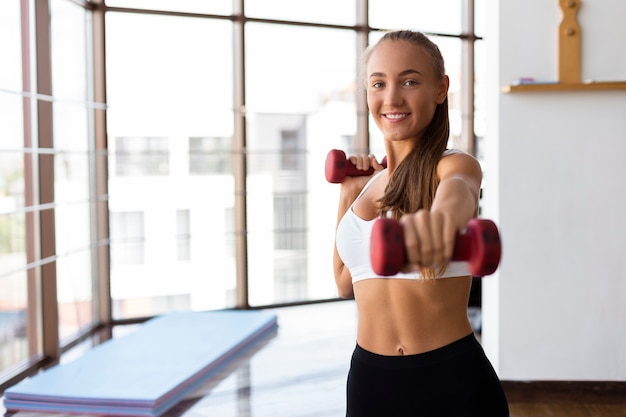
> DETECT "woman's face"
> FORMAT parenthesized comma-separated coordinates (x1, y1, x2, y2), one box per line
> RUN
(366, 40, 448, 144)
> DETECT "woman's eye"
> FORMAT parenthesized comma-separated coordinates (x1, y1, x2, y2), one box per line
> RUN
(372, 81, 384, 88)
(404, 80, 417, 87)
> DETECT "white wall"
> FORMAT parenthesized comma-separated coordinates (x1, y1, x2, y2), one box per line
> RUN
(481, 0, 626, 381)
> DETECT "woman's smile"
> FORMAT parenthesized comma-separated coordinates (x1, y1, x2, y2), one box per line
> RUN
(383, 112, 410, 122)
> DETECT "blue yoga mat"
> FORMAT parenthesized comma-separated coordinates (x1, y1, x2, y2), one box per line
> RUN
(4, 310, 278, 416)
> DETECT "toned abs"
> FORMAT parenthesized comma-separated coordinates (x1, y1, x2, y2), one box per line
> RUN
(353, 276, 473, 356)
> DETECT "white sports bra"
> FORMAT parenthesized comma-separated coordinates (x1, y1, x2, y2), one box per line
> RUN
(335, 149, 471, 284)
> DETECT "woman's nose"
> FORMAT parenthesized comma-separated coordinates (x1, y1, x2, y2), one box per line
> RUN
(383, 84, 404, 106)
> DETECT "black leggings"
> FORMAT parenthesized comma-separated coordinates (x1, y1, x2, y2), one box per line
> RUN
(346, 334, 509, 417)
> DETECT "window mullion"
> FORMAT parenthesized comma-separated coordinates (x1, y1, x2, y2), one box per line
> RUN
(92, 0, 112, 329)
(462, 0, 476, 155)
(35, 0, 60, 361)
(233, 0, 249, 308)
(356, 0, 369, 154)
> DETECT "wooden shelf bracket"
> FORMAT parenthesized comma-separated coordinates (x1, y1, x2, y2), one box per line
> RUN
(559, 0, 581, 83)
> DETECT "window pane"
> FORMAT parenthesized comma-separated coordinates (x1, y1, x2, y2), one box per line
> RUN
(475, 39, 487, 157)
(246, 24, 356, 114)
(0, 152, 25, 210)
(51, 1, 88, 104)
(189, 136, 232, 175)
(369, 0, 462, 34)
(176, 209, 190, 261)
(245, 24, 356, 305)
(0, 0, 24, 151)
(110, 211, 145, 266)
(437, 37, 463, 149)
(103, 0, 232, 15)
(0, 271, 29, 374)
(55, 152, 90, 206)
(57, 250, 94, 342)
(0, 213, 26, 278)
(55, 202, 91, 253)
(274, 192, 307, 250)
(245, 0, 356, 26)
(0, 0, 22, 92)
(106, 14, 236, 318)
(475, 0, 486, 38)
(0, 1, 38, 377)
(53, 103, 90, 152)
(51, 0, 95, 340)
(0, 95, 24, 151)
(114, 137, 170, 176)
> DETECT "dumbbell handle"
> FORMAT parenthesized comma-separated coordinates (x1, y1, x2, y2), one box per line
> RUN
(325, 149, 387, 183)
(370, 218, 502, 277)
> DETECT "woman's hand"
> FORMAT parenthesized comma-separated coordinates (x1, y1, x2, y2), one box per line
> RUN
(399, 209, 458, 272)
(340, 154, 386, 196)
(348, 153, 385, 173)
(398, 152, 482, 272)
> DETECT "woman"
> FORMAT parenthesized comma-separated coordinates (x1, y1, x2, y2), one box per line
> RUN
(334, 30, 509, 416)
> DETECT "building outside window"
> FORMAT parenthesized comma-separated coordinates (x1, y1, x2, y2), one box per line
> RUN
(189, 136, 232, 175)
(280, 130, 300, 171)
(176, 209, 191, 262)
(114, 137, 169, 176)
(109, 211, 145, 266)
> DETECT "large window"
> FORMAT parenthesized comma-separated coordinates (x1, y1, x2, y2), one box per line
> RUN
(1, 0, 483, 389)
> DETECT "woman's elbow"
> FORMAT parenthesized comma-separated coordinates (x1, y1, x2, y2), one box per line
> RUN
(333, 259, 353, 298)
(337, 286, 354, 300)
(336, 281, 354, 299)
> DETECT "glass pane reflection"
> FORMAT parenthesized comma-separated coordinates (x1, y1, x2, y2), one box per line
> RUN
(51, 0, 96, 342)
(106, 13, 236, 318)
(245, 25, 356, 306)
(0, 0, 22, 92)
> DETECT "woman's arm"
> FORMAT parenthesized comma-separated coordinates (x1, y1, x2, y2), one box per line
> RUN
(333, 154, 384, 298)
(333, 183, 359, 299)
(399, 152, 482, 270)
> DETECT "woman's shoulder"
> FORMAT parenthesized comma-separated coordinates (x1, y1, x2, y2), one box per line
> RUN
(437, 148, 482, 178)
(442, 148, 466, 157)
(441, 149, 478, 163)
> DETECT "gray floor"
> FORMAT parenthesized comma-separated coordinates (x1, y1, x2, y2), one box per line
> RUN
(167, 301, 359, 417)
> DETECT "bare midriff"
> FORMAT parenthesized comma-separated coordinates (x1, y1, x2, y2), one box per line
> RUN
(353, 275, 474, 356)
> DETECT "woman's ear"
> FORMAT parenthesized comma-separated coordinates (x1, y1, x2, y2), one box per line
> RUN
(436, 75, 450, 104)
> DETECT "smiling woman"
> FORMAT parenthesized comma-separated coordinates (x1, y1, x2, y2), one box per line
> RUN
(333, 31, 508, 417)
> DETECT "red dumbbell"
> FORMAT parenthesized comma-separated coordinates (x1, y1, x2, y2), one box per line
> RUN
(325, 149, 387, 183)
(370, 217, 501, 277)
